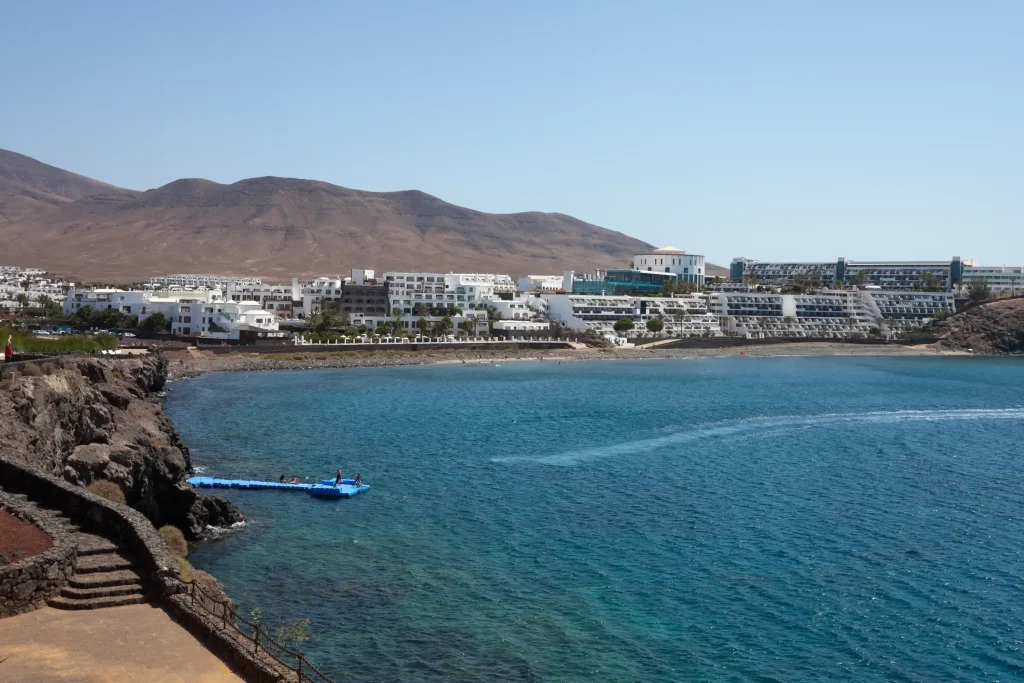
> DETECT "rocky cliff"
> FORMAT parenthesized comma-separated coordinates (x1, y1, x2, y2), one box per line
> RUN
(0, 355, 241, 538)
(937, 298, 1024, 354)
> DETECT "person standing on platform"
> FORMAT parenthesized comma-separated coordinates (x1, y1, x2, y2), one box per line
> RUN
(335, 468, 343, 486)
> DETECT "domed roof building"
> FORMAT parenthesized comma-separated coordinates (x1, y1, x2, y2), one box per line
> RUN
(633, 247, 706, 286)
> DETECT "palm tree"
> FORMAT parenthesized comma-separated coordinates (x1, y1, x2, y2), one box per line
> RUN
(417, 317, 430, 337)
(459, 319, 476, 338)
(433, 315, 453, 337)
(15, 293, 30, 312)
(37, 295, 61, 319)
(392, 307, 404, 336)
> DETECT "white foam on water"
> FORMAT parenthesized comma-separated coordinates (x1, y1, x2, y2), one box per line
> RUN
(497, 408, 1024, 467)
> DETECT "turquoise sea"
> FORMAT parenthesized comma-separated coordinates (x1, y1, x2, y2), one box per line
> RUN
(164, 358, 1024, 682)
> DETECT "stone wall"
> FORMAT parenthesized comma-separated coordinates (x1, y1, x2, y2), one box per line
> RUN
(0, 453, 181, 596)
(0, 491, 77, 617)
(0, 452, 301, 681)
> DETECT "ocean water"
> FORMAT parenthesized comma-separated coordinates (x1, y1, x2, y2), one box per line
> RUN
(164, 358, 1024, 682)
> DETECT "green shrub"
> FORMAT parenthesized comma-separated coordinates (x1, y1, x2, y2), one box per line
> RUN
(159, 525, 189, 558)
(22, 362, 43, 377)
(0, 327, 118, 353)
(86, 480, 126, 504)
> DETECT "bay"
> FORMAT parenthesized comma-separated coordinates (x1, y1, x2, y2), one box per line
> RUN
(164, 357, 1024, 682)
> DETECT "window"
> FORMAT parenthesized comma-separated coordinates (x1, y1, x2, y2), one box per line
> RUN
(184, 316, 191, 323)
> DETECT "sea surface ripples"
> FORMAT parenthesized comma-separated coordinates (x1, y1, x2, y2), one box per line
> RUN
(165, 357, 1024, 682)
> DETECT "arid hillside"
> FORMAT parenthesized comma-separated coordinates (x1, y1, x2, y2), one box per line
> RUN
(937, 298, 1024, 354)
(0, 149, 725, 282)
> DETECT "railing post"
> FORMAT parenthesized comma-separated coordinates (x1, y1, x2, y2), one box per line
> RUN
(297, 657, 303, 682)
(254, 625, 260, 655)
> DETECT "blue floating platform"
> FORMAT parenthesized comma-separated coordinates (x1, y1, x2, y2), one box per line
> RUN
(309, 483, 371, 498)
(186, 476, 369, 499)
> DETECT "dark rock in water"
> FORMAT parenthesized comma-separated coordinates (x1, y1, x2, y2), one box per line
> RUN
(190, 496, 246, 535)
(0, 354, 243, 539)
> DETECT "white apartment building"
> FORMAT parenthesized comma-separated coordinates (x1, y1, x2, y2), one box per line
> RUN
(136, 295, 278, 339)
(63, 288, 224, 318)
(195, 301, 280, 339)
(345, 309, 489, 337)
(708, 289, 954, 338)
(224, 276, 351, 319)
(493, 320, 551, 333)
(732, 256, 975, 291)
(150, 274, 262, 288)
(487, 298, 535, 320)
(959, 265, 1024, 296)
(383, 272, 512, 313)
(545, 294, 720, 337)
(633, 247, 706, 286)
(516, 275, 563, 293)
(0, 266, 72, 311)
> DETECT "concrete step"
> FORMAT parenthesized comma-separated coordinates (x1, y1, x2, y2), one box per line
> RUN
(73, 532, 122, 556)
(75, 552, 136, 574)
(48, 593, 148, 610)
(60, 582, 146, 600)
(69, 568, 144, 589)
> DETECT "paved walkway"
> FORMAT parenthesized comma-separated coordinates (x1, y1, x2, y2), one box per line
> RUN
(0, 604, 243, 682)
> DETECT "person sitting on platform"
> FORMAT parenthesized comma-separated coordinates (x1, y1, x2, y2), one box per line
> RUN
(279, 474, 287, 483)
(290, 476, 300, 484)
(335, 468, 343, 486)
(354, 473, 362, 487)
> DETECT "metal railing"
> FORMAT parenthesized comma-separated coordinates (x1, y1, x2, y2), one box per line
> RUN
(186, 580, 334, 683)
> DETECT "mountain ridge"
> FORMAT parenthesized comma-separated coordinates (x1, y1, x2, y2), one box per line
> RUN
(0, 149, 723, 282)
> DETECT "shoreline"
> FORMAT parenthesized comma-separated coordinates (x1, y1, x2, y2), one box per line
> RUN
(165, 342, 970, 381)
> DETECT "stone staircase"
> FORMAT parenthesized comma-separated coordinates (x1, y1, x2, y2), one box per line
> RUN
(1, 489, 151, 610)
(49, 530, 149, 610)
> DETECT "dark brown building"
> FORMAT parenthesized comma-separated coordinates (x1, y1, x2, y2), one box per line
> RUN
(334, 283, 390, 316)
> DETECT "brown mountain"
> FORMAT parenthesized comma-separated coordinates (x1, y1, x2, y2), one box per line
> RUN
(0, 149, 724, 282)
(0, 149, 133, 223)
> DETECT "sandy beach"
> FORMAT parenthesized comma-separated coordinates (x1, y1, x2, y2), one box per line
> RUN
(164, 342, 957, 381)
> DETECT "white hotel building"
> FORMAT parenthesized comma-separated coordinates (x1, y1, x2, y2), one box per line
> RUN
(150, 274, 262, 288)
(383, 272, 514, 313)
(632, 247, 706, 286)
(959, 265, 1024, 296)
(63, 288, 279, 339)
(516, 275, 564, 293)
(545, 294, 720, 337)
(545, 288, 954, 340)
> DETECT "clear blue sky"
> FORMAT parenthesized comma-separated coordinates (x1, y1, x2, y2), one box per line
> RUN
(2, 1, 1021, 266)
